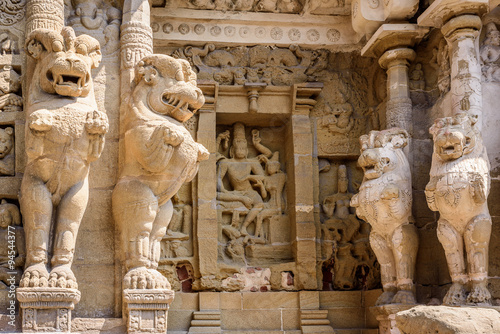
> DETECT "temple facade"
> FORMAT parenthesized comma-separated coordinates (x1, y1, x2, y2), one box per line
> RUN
(1, 0, 500, 333)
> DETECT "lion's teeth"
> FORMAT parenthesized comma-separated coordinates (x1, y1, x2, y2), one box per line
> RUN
(58, 76, 63, 84)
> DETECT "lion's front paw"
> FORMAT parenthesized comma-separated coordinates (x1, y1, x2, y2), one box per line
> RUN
(197, 143, 209, 161)
(161, 126, 183, 146)
(123, 267, 171, 289)
(48, 265, 78, 289)
(467, 281, 491, 305)
(391, 290, 416, 305)
(381, 184, 399, 200)
(29, 110, 53, 133)
(86, 110, 109, 135)
(20, 263, 49, 287)
(443, 282, 467, 306)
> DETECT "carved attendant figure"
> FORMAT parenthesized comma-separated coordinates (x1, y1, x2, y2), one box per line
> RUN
(0, 127, 14, 175)
(426, 113, 492, 305)
(20, 27, 107, 289)
(0, 200, 24, 285)
(351, 128, 418, 305)
(112, 55, 208, 289)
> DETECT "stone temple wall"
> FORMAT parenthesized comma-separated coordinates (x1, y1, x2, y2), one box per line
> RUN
(1, 0, 500, 333)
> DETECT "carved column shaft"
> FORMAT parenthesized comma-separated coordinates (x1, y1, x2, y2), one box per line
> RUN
(442, 15, 483, 125)
(379, 48, 416, 132)
(120, 0, 153, 98)
(26, 0, 64, 35)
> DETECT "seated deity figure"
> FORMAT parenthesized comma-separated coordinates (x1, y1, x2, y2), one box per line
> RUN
(217, 123, 267, 236)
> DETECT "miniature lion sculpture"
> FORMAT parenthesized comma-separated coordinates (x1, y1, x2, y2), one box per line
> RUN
(426, 113, 492, 305)
(19, 27, 107, 289)
(112, 55, 209, 290)
(351, 128, 418, 305)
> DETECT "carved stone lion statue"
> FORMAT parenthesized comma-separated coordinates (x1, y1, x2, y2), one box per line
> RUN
(351, 128, 418, 305)
(426, 112, 492, 306)
(19, 27, 107, 289)
(112, 54, 209, 289)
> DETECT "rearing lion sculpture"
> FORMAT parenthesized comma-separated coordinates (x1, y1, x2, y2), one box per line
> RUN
(351, 128, 418, 305)
(426, 113, 492, 305)
(112, 55, 209, 289)
(20, 27, 107, 289)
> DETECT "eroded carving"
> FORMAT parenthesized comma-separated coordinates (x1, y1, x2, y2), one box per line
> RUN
(480, 22, 500, 82)
(68, 0, 121, 55)
(320, 165, 379, 291)
(112, 54, 208, 290)
(351, 128, 417, 305)
(436, 39, 451, 95)
(0, 66, 22, 112)
(409, 63, 425, 90)
(426, 113, 492, 306)
(173, 44, 329, 86)
(0, 0, 26, 26)
(0, 126, 14, 175)
(0, 200, 24, 286)
(20, 26, 106, 289)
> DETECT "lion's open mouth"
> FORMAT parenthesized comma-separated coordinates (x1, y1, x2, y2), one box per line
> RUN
(47, 71, 88, 90)
(161, 92, 193, 115)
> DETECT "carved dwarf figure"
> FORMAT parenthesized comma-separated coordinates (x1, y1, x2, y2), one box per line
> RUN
(19, 27, 107, 289)
(0, 200, 25, 286)
(426, 113, 492, 305)
(112, 55, 208, 290)
(0, 126, 14, 175)
(351, 128, 418, 305)
(0, 66, 22, 112)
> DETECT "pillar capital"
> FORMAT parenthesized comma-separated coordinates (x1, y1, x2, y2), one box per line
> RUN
(361, 24, 428, 59)
(418, 0, 488, 28)
(379, 48, 416, 70)
(441, 14, 482, 42)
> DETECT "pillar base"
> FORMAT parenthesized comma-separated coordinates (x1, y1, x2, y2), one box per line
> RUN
(17, 287, 80, 333)
(370, 304, 416, 334)
(123, 288, 175, 334)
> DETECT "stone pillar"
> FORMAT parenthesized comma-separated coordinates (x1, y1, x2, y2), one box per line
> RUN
(441, 15, 483, 124)
(195, 84, 219, 289)
(118, 2, 176, 333)
(361, 24, 428, 133)
(289, 83, 322, 290)
(17, 2, 79, 333)
(120, 0, 153, 98)
(379, 48, 416, 131)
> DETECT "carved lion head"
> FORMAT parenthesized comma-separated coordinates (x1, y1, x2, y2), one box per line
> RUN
(0, 127, 13, 159)
(133, 54, 204, 123)
(358, 128, 409, 180)
(429, 113, 478, 161)
(26, 27, 101, 98)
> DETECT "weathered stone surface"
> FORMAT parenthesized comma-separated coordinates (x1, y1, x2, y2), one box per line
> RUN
(395, 305, 500, 334)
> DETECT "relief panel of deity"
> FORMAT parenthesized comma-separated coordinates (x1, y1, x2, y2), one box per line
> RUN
(216, 122, 290, 269)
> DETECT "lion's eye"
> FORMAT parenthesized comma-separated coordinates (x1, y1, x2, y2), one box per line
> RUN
(175, 70, 184, 82)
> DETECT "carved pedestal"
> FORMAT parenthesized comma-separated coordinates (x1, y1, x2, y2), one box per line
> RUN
(16, 288, 80, 333)
(123, 289, 175, 334)
(370, 304, 415, 334)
